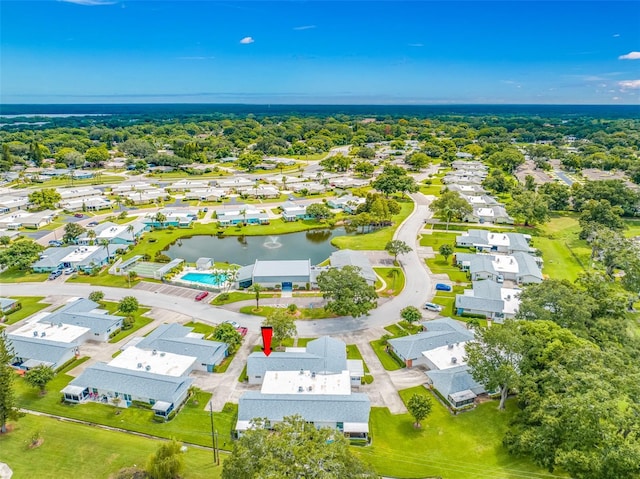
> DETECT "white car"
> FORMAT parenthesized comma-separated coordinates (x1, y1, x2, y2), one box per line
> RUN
(424, 302, 443, 312)
(224, 320, 241, 329)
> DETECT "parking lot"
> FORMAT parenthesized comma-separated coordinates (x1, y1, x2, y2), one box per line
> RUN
(133, 280, 204, 299)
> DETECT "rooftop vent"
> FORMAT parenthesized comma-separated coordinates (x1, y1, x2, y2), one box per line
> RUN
(447, 343, 454, 349)
(160, 352, 165, 357)
(152, 350, 157, 355)
(137, 363, 142, 368)
(145, 365, 151, 371)
(33, 331, 39, 337)
(311, 372, 316, 378)
(299, 369, 304, 375)
(308, 386, 313, 392)
(41, 332, 46, 337)
(451, 357, 458, 364)
(58, 323, 63, 328)
(298, 386, 304, 393)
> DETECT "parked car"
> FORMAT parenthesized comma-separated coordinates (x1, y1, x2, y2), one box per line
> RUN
(496, 274, 504, 284)
(48, 270, 62, 280)
(224, 319, 241, 329)
(48, 240, 63, 247)
(87, 221, 99, 227)
(435, 283, 452, 292)
(424, 302, 443, 312)
(74, 213, 84, 218)
(195, 291, 209, 301)
(63, 267, 75, 275)
(236, 326, 248, 337)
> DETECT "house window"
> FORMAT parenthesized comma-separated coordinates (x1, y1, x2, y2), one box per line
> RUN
(149, 399, 156, 405)
(337, 422, 344, 431)
(123, 394, 132, 401)
(92, 388, 98, 394)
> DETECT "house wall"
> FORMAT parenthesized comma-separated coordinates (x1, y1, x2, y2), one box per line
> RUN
(252, 274, 310, 287)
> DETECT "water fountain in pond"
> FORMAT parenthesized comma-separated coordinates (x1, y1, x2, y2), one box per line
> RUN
(263, 236, 282, 249)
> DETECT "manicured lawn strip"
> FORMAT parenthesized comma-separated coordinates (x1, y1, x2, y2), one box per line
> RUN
(370, 339, 403, 371)
(33, 175, 125, 188)
(3, 296, 49, 325)
(15, 370, 238, 451)
(624, 218, 640, 237)
(0, 268, 49, 283)
(295, 337, 315, 347)
(353, 387, 559, 479)
(425, 257, 470, 284)
(238, 364, 248, 382)
(67, 270, 145, 289)
(346, 344, 370, 374)
(220, 218, 336, 237)
(373, 267, 405, 297)
(100, 301, 152, 344)
(211, 291, 278, 305)
(331, 201, 414, 250)
(419, 231, 460, 249)
(239, 305, 334, 320)
(0, 414, 223, 479)
(184, 321, 216, 337)
(384, 324, 405, 336)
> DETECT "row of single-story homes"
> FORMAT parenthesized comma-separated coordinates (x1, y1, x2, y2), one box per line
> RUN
(387, 318, 485, 409)
(238, 336, 370, 438)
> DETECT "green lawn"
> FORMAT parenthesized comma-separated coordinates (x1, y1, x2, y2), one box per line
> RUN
(425, 257, 470, 284)
(14, 365, 238, 451)
(239, 305, 333, 320)
(67, 270, 145, 289)
(0, 268, 49, 283)
(419, 232, 460, 249)
(384, 324, 405, 336)
(374, 267, 405, 297)
(534, 215, 590, 282)
(100, 301, 152, 344)
(3, 296, 49, 325)
(0, 414, 223, 479)
(354, 386, 562, 479)
(220, 218, 334, 236)
(34, 175, 125, 187)
(370, 339, 404, 371)
(211, 291, 278, 305)
(331, 201, 414, 250)
(346, 344, 371, 374)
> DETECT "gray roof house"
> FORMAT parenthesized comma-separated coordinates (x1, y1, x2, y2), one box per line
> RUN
(32, 244, 125, 273)
(236, 391, 371, 437)
(62, 362, 193, 418)
(455, 252, 543, 284)
(426, 365, 486, 409)
(246, 336, 359, 385)
(136, 323, 228, 372)
(329, 249, 377, 285)
(456, 229, 534, 254)
(237, 259, 312, 290)
(77, 221, 147, 245)
(39, 298, 124, 342)
(0, 297, 18, 313)
(465, 205, 514, 225)
(455, 280, 522, 322)
(9, 335, 80, 370)
(387, 317, 473, 368)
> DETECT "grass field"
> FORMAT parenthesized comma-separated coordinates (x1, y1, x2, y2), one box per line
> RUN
(419, 231, 460, 249)
(211, 291, 278, 305)
(2, 296, 49, 325)
(370, 338, 404, 371)
(331, 201, 414, 250)
(0, 414, 223, 479)
(239, 305, 332, 320)
(425, 257, 470, 284)
(67, 270, 144, 289)
(0, 268, 49, 283)
(534, 215, 590, 282)
(354, 387, 562, 479)
(374, 267, 405, 297)
(99, 301, 152, 343)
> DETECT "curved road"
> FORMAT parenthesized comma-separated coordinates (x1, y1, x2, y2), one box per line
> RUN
(1, 193, 436, 335)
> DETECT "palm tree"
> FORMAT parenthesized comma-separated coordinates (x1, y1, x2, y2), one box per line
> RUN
(250, 283, 263, 310)
(114, 197, 123, 212)
(154, 212, 167, 229)
(239, 208, 247, 226)
(87, 229, 97, 246)
(126, 224, 135, 243)
(127, 270, 137, 288)
(100, 239, 111, 261)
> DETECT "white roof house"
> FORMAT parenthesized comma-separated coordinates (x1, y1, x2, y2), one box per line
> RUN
(456, 229, 533, 254)
(455, 280, 521, 322)
(455, 252, 543, 284)
(57, 187, 102, 200)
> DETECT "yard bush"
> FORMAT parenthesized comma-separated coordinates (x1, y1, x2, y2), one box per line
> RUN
(131, 400, 152, 410)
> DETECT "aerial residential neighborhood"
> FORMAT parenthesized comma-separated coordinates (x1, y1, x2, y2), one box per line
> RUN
(1, 109, 638, 479)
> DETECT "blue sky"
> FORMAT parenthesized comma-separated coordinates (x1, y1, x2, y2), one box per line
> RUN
(1, 1, 639, 104)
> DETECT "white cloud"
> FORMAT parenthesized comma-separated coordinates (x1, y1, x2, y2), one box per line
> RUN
(613, 33, 620, 37)
(58, 0, 116, 5)
(293, 25, 316, 31)
(408, 43, 424, 47)
(239, 36, 255, 44)
(618, 79, 640, 89)
(618, 51, 640, 60)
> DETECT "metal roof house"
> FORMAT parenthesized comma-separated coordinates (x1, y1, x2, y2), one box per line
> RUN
(426, 365, 486, 409)
(246, 336, 362, 386)
(78, 221, 147, 246)
(280, 201, 310, 222)
(0, 297, 18, 313)
(41, 298, 125, 342)
(32, 245, 125, 273)
(136, 323, 229, 372)
(61, 362, 193, 419)
(236, 259, 313, 290)
(329, 249, 377, 285)
(454, 252, 543, 284)
(455, 280, 522, 322)
(456, 229, 533, 254)
(387, 318, 474, 368)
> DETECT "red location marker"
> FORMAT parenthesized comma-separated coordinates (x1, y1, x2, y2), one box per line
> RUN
(261, 326, 273, 357)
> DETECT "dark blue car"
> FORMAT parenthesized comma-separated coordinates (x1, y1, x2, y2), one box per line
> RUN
(435, 283, 452, 291)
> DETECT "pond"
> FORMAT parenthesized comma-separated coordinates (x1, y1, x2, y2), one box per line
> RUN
(164, 228, 351, 266)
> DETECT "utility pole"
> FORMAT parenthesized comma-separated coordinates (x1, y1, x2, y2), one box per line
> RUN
(209, 401, 217, 464)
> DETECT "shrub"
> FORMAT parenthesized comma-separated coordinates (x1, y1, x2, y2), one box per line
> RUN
(217, 293, 230, 302)
(287, 304, 298, 313)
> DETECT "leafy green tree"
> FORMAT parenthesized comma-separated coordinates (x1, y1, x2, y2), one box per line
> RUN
(438, 244, 453, 262)
(249, 283, 263, 309)
(28, 188, 61, 211)
(84, 146, 110, 167)
(405, 151, 430, 170)
(539, 182, 571, 211)
(488, 149, 525, 173)
(400, 306, 422, 325)
(262, 308, 297, 347)
(372, 165, 418, 197)
(0, 236, 10, 246)
(465, 320, 523, 410)
(63, 222, 86, 244)
(571, 179, 640, 216)
(0, 239, 43, 270)
(222, 416, 376, 479)
(508, 190, 550, 226)
(316, 265, 377, 317)
(407, 393, 433, 428)
(578, 199, 626, 238)
(212, 322, 242, 353)
(88, 290, 105, 303)
(118, 296, 139, 314)
(24, 365, 55, 395)
(385, 239, 412, 263)
(146, 438, 184, 479)
(305, 203, 333, 220)
(429, 190, 473, 230)
(353, 160, 374, 177)
(0, 331, 19, 433)
(482, 169, 515, 193)
(237, 152, 262, 171)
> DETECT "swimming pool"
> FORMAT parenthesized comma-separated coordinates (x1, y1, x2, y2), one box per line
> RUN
(180, 272, 228, 286)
